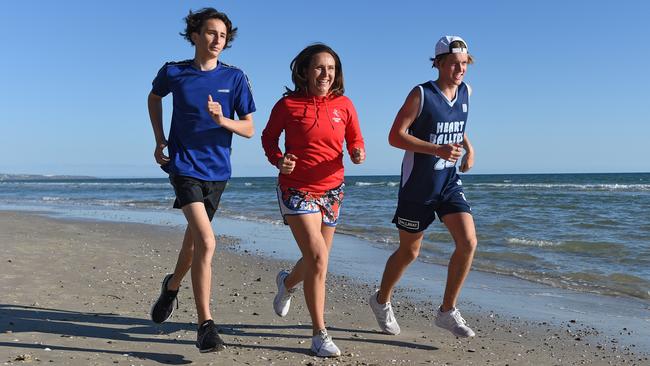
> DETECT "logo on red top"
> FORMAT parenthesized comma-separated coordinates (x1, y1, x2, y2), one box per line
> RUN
(332, 109, 342, 123)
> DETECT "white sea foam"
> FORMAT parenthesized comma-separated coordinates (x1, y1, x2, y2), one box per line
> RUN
(472, 183, 650, 191)
(355, 182, 383, 186)
(95, 200, 124, 207)
(227, 214, 283, 225)
(41, 196, 65, 201)
(12, 182, 170, 189)
(506, 238, 560, 247)
(355, 181, 400, 187)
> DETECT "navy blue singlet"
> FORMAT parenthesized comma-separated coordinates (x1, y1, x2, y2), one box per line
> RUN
(398, 81, 469, 204)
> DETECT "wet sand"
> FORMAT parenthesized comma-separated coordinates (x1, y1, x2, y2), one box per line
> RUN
(1, 211, 647, 365)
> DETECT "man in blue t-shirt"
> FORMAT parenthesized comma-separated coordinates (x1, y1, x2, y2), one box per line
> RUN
(147, 7, 255, 353)
(369, 36, 479, 340)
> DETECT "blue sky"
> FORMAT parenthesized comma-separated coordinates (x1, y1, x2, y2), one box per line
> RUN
(1, 0, 648, 177)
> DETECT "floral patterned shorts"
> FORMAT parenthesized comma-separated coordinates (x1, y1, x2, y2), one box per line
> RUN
(276, 184, 345, 227)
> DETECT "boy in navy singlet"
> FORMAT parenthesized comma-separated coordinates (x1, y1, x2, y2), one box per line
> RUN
(146, 8, 256, 353)
(369, 36, 478, 338)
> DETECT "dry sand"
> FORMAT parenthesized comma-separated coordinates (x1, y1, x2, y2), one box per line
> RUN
(1, 211, 647, 365)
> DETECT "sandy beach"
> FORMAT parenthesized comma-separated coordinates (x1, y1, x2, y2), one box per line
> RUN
(1, 210, 648, 365)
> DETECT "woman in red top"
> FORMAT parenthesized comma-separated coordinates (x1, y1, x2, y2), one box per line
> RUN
(261, 43, 365, 357)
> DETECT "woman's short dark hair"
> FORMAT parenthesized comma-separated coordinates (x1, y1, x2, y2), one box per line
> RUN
(180, 8, 237, 48)
(285, 43, 345, 96)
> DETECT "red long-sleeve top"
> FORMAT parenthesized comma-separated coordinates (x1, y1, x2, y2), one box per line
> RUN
(261, 93, 365, 192)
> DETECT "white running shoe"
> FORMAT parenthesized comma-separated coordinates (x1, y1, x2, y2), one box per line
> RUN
(273, 270, 294, 317)
(434, 307, 476, 338)
(310, 329, 341, 357)
(368, 290, 401, 335)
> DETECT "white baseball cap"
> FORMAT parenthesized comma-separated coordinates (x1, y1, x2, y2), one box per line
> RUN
(435, 36, 469, 58)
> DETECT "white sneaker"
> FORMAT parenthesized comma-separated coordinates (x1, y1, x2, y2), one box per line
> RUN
(273, 270, 294, 317)
(368, 290, 401, 335)
(434, 307, 475, 338)
(310, 329, 341, 357)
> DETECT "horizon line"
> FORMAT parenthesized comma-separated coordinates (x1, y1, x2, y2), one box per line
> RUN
(2, 171, 649, 180)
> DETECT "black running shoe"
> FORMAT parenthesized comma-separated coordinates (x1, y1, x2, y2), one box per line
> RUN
(196, 319, 225, 353)
(150, 273, 178, 323)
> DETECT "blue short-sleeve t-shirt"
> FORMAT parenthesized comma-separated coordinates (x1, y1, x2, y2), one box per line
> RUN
(151, 60, 256, 181)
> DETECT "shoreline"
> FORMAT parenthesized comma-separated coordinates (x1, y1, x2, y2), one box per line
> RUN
(4, 201, 649, 304)
(3, 206, 650, 337)
(1, 210, 648, 365)
(3, 172, 649, 304)
(3, 205, 649, 318)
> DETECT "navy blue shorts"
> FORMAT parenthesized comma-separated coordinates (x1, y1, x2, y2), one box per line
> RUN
(392, 188, 471, 233)
(169, 175, 226, 221)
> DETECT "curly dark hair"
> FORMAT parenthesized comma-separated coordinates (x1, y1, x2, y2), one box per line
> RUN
(180, 8, 237, 48)
(284, 43, 345, 97)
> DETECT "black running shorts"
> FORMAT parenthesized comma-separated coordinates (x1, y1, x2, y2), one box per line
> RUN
(169, 175, 226, 221)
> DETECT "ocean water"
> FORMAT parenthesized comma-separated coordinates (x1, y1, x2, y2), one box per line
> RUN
(1, 173, 649, 301)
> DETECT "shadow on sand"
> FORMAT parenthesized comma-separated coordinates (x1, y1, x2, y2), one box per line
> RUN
(1, 304, 436, 362)
(0, 304, 193, 364)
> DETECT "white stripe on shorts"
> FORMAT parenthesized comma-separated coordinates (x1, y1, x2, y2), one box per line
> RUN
(276, 185, 320, 219)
